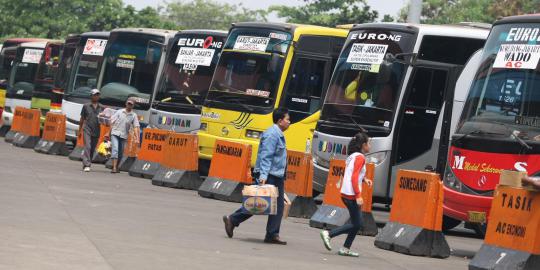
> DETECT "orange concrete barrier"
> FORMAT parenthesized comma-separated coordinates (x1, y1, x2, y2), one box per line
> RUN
(198, 139, 253, 202)
(105, 129, 140, 171)
(128, 128, 168, 179)
(4, 106, 25, 143)
(309, 159, 378, 236)
(13, 108, 41, 148)
(470, 172, 540, 270)
(284, 150, 317, 218)
(152, 132, 201, 190)
(34, 112, 69, 155)
(68, 130, 85, 161)
(374, 170, 449, 258)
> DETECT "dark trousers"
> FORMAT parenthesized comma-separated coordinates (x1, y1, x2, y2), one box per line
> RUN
(329, 197, 363, 249)
(82, 131, 99, 167)
(229, 174, 285, 239)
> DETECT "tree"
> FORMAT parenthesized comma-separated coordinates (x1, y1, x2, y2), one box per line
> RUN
(270, 0, 379, 27)
(0, 0, 174, 40)
(165, 0, 268, 30)
(397, 0, 540, 24)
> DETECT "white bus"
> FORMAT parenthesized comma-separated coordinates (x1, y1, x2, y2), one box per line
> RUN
(312, 23, 490, 202)
(149, 29, 227, 133)
(63, 28, 175, 140)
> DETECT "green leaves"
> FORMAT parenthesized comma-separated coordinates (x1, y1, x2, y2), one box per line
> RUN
(164, 0, 268, 30)
(397, 0, 540, 24)
(0, 0, 174, 40)
(270, 0, 380, 27)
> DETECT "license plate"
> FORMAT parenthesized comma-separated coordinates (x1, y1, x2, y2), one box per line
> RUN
(468, 211, 486, 223)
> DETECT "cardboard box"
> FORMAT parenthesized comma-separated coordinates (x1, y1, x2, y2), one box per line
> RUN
(499, 170, 526, 188)
(283, 193, 291, 219)
(241, 185, 278, 215)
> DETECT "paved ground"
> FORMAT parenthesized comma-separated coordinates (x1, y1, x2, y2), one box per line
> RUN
(0, 140, 483, 270)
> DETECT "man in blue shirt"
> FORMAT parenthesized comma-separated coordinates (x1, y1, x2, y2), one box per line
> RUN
(223, 107, 290, 245)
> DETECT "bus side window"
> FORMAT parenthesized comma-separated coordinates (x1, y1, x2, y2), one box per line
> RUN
(284, 56, 329, 123)
(281, 35, 344, 123)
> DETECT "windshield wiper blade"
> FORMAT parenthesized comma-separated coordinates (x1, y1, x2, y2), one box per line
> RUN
(335, 113, 368, 133)
(493, 121, 533, 150)
(453, 129, 505, 144)
(213, 95, 254, 113)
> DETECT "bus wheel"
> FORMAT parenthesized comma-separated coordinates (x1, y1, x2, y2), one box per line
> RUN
(442, 215, 461, 231)
(470, 223, 487, 238)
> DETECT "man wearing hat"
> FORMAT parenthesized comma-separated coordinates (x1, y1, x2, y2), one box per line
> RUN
(110, 98, 140, 173)
(79, 89, 104, 172)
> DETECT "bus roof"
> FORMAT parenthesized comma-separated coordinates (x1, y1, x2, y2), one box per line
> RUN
(352, 22, 490, 39)
(494, 14, 540, 26)
(19, 40, 62, 49)
(2, 38, 49, 48)
(112, 28, 176, 37)
(232, 22, 349, 38)
(178, 29, 228, 36)
(81, 31, 110, 38)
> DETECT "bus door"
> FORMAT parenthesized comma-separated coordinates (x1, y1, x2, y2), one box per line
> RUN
(389, 61, 461, 196)
(280, 35, 343, 150)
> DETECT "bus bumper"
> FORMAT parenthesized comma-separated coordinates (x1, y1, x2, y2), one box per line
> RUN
(313, 162, 329, 193)
(443, 185, 493, 222)
(2, 110, 13, 127)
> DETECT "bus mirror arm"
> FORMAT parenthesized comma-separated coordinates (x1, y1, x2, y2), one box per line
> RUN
(387, 52, 418, 66)
(268, 40, 296, 73)
(146, 40, 166, 64)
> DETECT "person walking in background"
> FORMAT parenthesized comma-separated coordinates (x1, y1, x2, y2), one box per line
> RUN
(79, 89, 104, 172)
(110, 98, 140, 173)
(319, 131, 373, 257)
(222, 107, 290, 245)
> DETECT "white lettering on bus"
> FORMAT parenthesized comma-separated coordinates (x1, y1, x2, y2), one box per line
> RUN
(453, 156, 465, 170)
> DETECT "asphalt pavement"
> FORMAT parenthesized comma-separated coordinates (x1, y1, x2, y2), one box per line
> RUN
(0, 140, 483, 270)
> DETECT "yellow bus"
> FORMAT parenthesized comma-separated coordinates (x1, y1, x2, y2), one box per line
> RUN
(198, 22, 348, 170)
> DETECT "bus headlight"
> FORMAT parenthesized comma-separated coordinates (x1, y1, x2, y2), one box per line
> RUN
(246, 129, 261, 139)
(444, 166, 462, 192)
(366, 151, 387, 165)
(200, 122, 208, 131)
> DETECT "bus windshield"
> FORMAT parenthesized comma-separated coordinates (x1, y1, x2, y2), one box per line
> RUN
(321, 29, 415, 130)
(65, 38, 108, 98)
(100, 33, 164, 110)
(35, 44, 61, 89)
(54, 43, 77, 92)
(7, 48, 43, 97)
(205, 28, 291, 109)
(154, 33, 225, 109)
(459, 23, 540, 141)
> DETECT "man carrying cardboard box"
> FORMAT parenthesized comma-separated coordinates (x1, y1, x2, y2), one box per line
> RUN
(223, 107, 290, 245)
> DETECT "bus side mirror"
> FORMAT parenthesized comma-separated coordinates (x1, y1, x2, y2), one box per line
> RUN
(269, 53, 281, 73)
(387, 52, 418, 66)
(146, 48, 155, 64)
(146, 40, 166, 65)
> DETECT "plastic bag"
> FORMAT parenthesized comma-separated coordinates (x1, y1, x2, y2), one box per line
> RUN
(97, 140, 111, 157)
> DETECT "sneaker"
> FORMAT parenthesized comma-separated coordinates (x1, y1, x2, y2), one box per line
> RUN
(320, 230, 332, 251)
(83, 167, 91, 172)
(338, 247, 359, 257)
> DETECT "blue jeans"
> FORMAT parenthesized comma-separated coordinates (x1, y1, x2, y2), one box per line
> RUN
(111, 135, 125, 160)
(329, 197, 363, 249)
(229, 174, 285, 240)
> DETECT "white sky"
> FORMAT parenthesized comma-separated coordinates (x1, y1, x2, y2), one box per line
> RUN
(125, 0, 407, 21)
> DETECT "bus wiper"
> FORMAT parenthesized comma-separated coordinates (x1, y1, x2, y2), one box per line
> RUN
(213, 95, 254, 113)
(493, 121, 533, 150)
(453, 129, 506, 144)
(336, 113, 368, 133)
